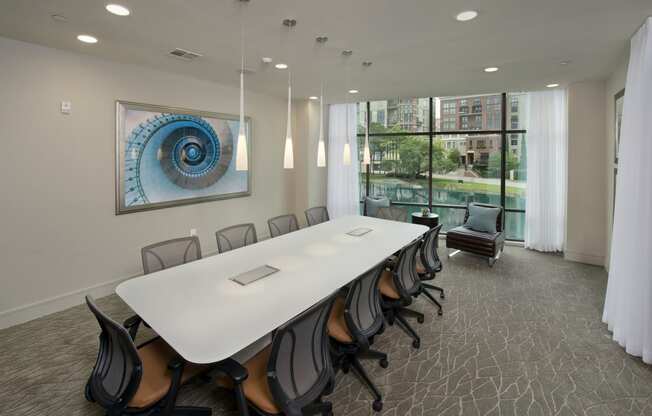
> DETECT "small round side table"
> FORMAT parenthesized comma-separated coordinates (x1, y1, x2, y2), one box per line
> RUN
(411, 212, 439, 229)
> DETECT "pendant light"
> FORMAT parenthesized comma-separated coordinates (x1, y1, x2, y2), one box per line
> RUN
(342, 50, 353, 166)
(282, 18, 296, 169)
(317, 83, 327, 167)
(316, 36, 328, 168)
(235, 0, 249, 171)
(362, 61, 372, 165)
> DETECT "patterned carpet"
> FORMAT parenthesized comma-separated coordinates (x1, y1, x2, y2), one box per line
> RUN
(2, 247, 652, 416)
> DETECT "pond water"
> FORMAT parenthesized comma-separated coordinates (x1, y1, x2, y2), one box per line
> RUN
(363, 180, 526, 240)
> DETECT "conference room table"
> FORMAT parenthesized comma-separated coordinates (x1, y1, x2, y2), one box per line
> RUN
(116, 215, 429, 364)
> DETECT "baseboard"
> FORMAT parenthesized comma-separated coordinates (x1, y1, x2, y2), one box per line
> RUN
(0, 274, 135, 330)
(564, 250, 605, 266)
(0, 243, 271, 331)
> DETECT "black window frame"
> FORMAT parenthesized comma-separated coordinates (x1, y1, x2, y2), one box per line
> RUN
(359, 93, 527, 241)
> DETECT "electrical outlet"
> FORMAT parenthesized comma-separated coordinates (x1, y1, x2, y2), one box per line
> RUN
(190, 228, 197, 236)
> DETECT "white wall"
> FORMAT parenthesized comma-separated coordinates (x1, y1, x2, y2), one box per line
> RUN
(565, 81, 608, 266)
(604, 55, 629, 269)
(0, 37, 299, 328)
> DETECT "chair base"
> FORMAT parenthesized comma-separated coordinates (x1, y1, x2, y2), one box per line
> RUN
(335, 349, 387, 413)
(386, 306, 424, 349)
(447, 247, 503, 267)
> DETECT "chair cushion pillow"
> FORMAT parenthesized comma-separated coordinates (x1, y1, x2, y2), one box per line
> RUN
(365, 196, 390, 217)
(465, 204, 500, 234)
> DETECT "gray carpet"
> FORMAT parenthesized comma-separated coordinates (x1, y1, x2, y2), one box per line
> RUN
(2, 247, 652, 416)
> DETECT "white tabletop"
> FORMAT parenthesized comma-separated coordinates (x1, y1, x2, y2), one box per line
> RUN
(116, 215, 428, 364)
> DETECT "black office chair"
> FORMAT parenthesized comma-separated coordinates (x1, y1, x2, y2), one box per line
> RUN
(229, 295, 336, 416)
(417, 224, 445, 316)
(304, 206, 330, 226)
(327, 263, 389, 412)
(376, 206, 408, 222)
(125, 236, 203, 339)
(216, 223, 258, 253)
(267, 214, 299, 238)
(379, 239, 425, 348)
(84, 296, 211, 416)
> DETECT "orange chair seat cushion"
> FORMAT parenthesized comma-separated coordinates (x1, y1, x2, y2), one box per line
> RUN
(128, 339, 206, 409)
(379, 270, 401, 299)
(327, 296, 354, 343)
(236, 346, 282, 414)
(416, 258, 426, 274)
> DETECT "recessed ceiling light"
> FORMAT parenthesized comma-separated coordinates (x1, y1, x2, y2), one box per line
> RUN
(105, 4, 130, 16)
(456, 10, 478, 22)
(484, 66, 499, 73)
(348, 89, 359, 94)
(560, 60, 571, 65)
(309, 96, 319, 100)
(547, 83, 560, 88)
(262, 57, 273, 63)
(51, 14, 67, 22)
(275, 63, 288, 69)
(77, 34, 98, 44)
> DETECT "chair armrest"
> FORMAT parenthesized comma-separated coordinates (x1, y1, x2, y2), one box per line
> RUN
(123, 315, 142, 341)
(214, 358, 248, 383)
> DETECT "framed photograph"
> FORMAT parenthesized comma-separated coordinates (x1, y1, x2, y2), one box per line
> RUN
(614, 89, 624, 164)
(116, 101, 251, 214)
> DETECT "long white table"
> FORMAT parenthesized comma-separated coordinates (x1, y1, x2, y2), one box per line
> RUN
(116, 215, 428, 364)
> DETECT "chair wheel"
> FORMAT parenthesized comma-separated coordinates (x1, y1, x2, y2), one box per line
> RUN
(437, 309, 443, 316)
(379, 358, 389, 369)
(440, 293, 445, 299)
(412, 339, 420, 349)
(373, 400, 383, 412)
(417, 315, 425, 324)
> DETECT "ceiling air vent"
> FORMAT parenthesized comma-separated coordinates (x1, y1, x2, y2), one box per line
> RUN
(168, 48, 203, 61)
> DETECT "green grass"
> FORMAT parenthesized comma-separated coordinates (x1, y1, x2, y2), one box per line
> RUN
(367, 174, 525, 197)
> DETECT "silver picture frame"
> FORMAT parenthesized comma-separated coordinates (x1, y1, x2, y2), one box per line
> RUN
(115, 101, 252, 215)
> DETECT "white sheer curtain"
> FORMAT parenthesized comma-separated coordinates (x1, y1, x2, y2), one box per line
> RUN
(603, 17, 652, 364)
(523, 90, 568, 252)
(327, 103, 360, 218)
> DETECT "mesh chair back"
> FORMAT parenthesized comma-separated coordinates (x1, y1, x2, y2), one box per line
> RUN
(464, 203, 504, 232)
(216, 223, 258, 253)
(267, 296, 335, 416)
(304, 207, 330, 226)
(345, 263, 385, 348)
(420, 224, 443, 273)
(141, 236, 202, 274)
(377, 206, 408, 222)
(394, 239, 422, 297)
(86, 296, 142, 409)
(268, 214, 299, 238)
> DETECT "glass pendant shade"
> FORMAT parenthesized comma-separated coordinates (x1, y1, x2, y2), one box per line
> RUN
(317, 93, 326, 167)
(283, 83, 294, 169)
(363, 126, 371, 165)
(343, 142, 352, 165)
(235, 70, 248, 171)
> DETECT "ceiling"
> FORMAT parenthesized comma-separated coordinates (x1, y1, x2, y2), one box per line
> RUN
(1, 0, 650, 103)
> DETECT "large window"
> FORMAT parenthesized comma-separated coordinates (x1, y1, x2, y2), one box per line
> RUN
(358, 93, 527, 240)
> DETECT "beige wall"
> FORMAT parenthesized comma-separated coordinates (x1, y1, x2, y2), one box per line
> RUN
(293, 100, 328, 226)
(0, 37, 304, 328)
(565, 81, 608, 265)
(604, 55, 629, 269)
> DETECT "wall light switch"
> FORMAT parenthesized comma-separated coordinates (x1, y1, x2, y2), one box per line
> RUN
(190, 228, 197, 236)
(60, 101, 72, 115)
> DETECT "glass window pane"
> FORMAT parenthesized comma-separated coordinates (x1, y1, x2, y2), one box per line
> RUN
(431, 207, 467, 232)
(368, 98, 429, 134)
(366, 135, 429, 206)
(505, 133, 527, 210)
(431, 134, 502, 206)
(357, 102, 367, 134)
(507, 92, 526, 130)
(505, 211, 525, 240)
(436, 94, 502, 133)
